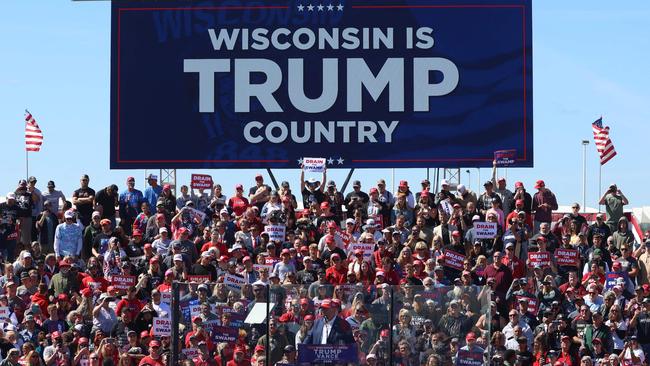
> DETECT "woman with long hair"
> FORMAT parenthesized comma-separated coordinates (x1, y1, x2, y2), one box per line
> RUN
(358, 261, 375, 287)
(391, 193, 414, 226)
(294, 314, 315, 347)
(605, 304, 628, 353)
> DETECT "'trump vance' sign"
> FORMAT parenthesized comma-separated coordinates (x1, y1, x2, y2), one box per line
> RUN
(111, 0, 532, 169)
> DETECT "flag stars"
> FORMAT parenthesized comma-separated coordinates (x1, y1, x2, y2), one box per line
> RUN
(298, 3, 344, 11)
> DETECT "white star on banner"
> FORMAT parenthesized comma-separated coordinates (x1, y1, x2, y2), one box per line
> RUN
(297, 158, 304, 165)
(336, 3, 344, 11)
(307, 4, 314, 11)
(337, 157, 344, 165)
(327, 3, 334, 10)
(317, 4, 324, 11)
(327, 157, 335, 165)
(297, 4, 304, 11)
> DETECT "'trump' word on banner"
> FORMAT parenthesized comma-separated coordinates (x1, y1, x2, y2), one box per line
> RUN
(474, 222, 498, 239)
(152, 317, 171, 336)
(443, 250, 465, 271)
(191, 174, 213, 190)
(555, 249, 579, 267)
(494, 149, 517, 167)
(528, 251, 551, 268)
(110, 0, 533, 169)
(264, 225, 286, 242)
(303, 157, 326, 173)
(455, 349, 484, 366)
(111, 275, 136, 291)
(297, 344, 358, 365)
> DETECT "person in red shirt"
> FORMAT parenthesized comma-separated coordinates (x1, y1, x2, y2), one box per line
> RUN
(556, 335, 576, 366)
(226, 347, 251, 366)
(228, 185, 250, 218)
(325, 253, 347, 284)
(81, 262, 110, 294)
(156, 270, 174, 293)
(115, 286, 144, 321)
(200, 228, 228, 256)
(185, 316, 215, 353)
(502, 242, 526, 279)
(138, 340, 164, 366)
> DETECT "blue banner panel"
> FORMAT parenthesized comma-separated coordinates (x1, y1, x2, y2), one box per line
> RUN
(297, 344, 358, 364)
(111, 0, 532, 169)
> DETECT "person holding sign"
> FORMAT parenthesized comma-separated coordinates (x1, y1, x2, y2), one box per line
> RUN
(300, 166, 327, 208)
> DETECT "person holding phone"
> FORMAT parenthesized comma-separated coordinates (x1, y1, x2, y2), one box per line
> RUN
(599, 184, 629, 233)
(93, 293, 118, 336)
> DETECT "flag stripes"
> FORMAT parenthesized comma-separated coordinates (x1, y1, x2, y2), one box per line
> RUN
(592, 118, 616, 165)
(25, 111, 43, 152)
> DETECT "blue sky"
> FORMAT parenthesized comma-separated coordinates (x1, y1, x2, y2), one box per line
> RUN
(1, 1, 649, 208)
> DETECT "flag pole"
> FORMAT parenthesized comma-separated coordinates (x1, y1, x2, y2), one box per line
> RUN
(26, 150, 29, 180)
(598, 164, 602, 212)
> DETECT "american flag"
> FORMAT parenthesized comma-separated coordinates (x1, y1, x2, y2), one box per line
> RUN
(25, 110, 43, 152)
(592, 117, 617, 165)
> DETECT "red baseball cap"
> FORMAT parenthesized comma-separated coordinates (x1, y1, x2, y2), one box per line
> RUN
(235, 184, 243, 190)
(399, 180, 408, 187)
(149, 340, 161, 347)
(144, 243, 152, 250)
(300, 298, 309, 305)
(321, 299, 333, 309)
(465, 332, 476, 341)
(452, 230, 461, 237)
(380, 329, 390, 337)
(534, 180, 545, 189)
(304, 314, 315, 321)
(255, 345, 265, 352)
(140, 331, 150, 339)
(514, 181, 524, 188)
(320, 202, 330, 209)
(59, 260, 70, 268)
(515, 199, 524, 206)
(132, 229, 143, 237)
(80, 288, 92, 298)
(369, 187, 379, 194)
(327, 221, 338, 229)
(281, 249, 291, 256)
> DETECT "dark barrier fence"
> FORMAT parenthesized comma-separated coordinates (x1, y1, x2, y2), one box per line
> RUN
(168, 281, 494, 365)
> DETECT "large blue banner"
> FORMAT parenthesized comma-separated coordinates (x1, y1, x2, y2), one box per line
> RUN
(111, 0, 532, 169)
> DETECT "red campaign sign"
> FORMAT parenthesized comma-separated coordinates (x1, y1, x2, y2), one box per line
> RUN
(111, 275, 136, 290)
(191, 174, 213, 190)
(187, 275, 211, 284)
(515, 295, 539, 315)
(444, 250, 465, 271)
(527, 251, 551, 268)
(555, 249, 579, 267)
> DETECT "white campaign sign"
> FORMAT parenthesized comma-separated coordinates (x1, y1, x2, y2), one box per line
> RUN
(152, 317, 171, 336)
(303, 157, 326, 172)
(264, 225, 286, 242)
(474, 222, 497, 239)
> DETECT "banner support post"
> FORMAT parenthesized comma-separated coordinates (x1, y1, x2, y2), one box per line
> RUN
(340, 169, 355, 195)
(266, 168, 279, 191)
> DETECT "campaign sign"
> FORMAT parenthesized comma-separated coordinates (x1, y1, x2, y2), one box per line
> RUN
(191, 174, 213, 189)
(303, 157, 326, 172)
(160, 291, 172, 304)
(182, 348, 200, 360)
(187, 275, 211, 284)
(494, 149, 517, 166)
(555, 249, 579, 267)
(211, 326, 239, 343)
(111, 0, 533, 169)
(348, 243, 374, 260)
(605, 271, 628, 290)
(111, 275, 136, 291)
(0, 307, 9, 321)
(265, 225, 286, 242)
(253, 264, 273, 273)
(444, 250, 465, 271)
(474, 222, 497, 239)
(297, 344, 358, 365)
(224, 273, 247, 292)
(456, 349, 484, 366)
(153, 317, 171, 336)
(528, 251, 551, 268)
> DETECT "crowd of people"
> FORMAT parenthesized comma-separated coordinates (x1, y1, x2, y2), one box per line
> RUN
(0, 163, 648, 366)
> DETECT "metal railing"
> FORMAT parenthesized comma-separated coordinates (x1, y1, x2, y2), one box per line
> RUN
(165, 281, 493, 365)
